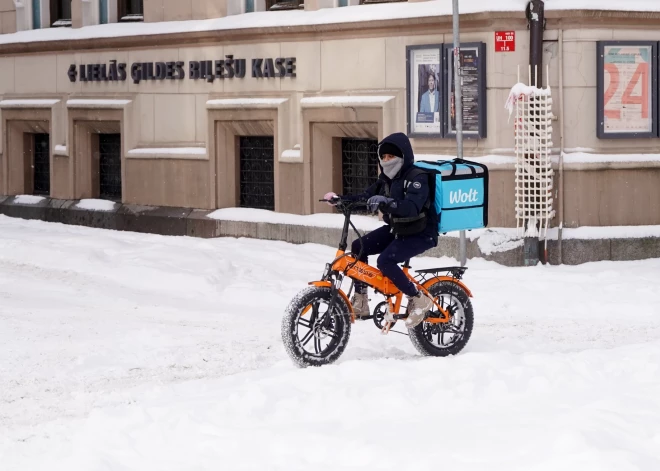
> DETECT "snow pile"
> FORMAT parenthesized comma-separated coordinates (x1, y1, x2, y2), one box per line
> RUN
(477, 228, 524, 254)
(1, 215, 659, 470)
(504, 82, 552, 117)
(13, 195, 46, 205)
(75, 199, 118, 211)
(207, 207, 384, 231)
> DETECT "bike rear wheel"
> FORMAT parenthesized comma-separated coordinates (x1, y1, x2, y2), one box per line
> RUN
(408, 280, 474, 357)
(281, 286, 352, 368)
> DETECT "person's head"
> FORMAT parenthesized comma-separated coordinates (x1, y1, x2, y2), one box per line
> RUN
(378, 142, 404, 179)
(427, 74, 436, 92)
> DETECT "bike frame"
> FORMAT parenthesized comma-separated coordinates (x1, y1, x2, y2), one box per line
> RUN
(310, 199, 472, 329)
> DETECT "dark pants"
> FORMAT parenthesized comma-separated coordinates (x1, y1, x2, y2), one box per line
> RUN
(350, 225, 436, 297)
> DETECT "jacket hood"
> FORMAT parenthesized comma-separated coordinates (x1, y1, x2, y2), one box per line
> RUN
(377, 132, 415, 179)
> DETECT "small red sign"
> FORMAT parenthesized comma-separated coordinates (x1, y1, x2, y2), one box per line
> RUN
(495, 31, 515, 52)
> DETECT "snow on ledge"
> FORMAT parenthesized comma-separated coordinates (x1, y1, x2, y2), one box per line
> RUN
(300, 96, 395, 108)
(0, 99, 60, 108)
(280, 149, 302, 163)
(76, 199, 118, 212)
(2, 1, 660, 47)
(561, 152, 660, 164)
(126, 147, 207, 160)
(54, 145, 68, 156)
(206, 98, 287, 109)
(416, 152, 660, 167)
(415, 154, 517, 166)
(208, 209, 660, 246)
(13, 195, 46, 205)
(66, 99, 132, 109)
(207, 207, 383, 232)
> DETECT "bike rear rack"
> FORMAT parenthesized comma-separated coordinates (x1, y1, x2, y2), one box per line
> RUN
(413, 266, 468, 283)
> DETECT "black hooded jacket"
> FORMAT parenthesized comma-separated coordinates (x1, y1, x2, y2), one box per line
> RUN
(344, 132, 438, 240)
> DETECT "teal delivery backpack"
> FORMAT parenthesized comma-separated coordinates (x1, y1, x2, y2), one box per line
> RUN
(413, 159, 489, 233)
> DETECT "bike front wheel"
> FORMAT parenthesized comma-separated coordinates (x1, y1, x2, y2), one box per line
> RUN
(408, 280, 474, 357)
(281, 286, 352, 368)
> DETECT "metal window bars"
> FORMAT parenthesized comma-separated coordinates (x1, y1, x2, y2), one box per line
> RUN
(239, 136, 275, 211)
(99, 134, 122, 201)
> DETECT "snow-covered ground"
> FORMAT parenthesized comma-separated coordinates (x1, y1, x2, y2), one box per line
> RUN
(1, 215, 659, 470)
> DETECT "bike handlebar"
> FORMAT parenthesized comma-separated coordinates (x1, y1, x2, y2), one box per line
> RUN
(318, 198, 370, 213)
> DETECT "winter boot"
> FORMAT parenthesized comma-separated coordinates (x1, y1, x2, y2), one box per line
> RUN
(351, 292, 370, 320)
(405, 291, 433, 328)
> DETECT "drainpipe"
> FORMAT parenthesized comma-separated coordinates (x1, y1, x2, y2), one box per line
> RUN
(523, 0, 545, 265)
(558, 28, 565, 264)
(527, 0, 545, 88)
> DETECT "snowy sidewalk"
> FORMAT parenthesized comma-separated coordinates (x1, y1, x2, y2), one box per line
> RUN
(1, 216, 659, 470)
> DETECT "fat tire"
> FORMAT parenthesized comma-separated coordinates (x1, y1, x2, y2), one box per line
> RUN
(281, 286, 352, 368)
(408, 281, 474, 357)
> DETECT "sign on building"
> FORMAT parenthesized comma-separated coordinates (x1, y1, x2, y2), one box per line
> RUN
(597, 41, 658, 139)
(495, 31, 516, 52)
(405, 42, 487, 139)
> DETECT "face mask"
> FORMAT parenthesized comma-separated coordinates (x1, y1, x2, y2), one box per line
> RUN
(380, 156, 404, 179)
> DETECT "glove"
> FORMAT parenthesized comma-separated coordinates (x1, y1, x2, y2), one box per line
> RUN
(323, 192, 339, 206)
(367, 195, 394, 213)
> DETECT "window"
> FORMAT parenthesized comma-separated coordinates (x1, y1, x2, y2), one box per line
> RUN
(32, 0, 41, 29)
(341, 138, 378, 200)
(118, 0, 143, 22)
(100, 0, 109, 24)
(266, 0, 303, 10)
(239, 136, 275, 210)
(50, 0, 72, 27)
(245, 0, 255, 13)
(98, 134, 122, 201)
(33, 134, 50, 196)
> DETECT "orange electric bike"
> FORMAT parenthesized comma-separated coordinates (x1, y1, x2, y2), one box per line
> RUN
(282, 198, 474, 367)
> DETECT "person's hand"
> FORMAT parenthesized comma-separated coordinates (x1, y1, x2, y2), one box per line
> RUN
(323, 192, 339, 206)
(367, 195, 393, 213)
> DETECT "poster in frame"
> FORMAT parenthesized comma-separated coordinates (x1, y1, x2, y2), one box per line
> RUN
(596, 41, 658, 139)
(406, 44, 444, 138)
(443, 42, 487, 139)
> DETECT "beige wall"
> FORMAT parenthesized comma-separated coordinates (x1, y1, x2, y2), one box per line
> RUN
(1, 20, 660, 227)
(145, 0, 227, 22)
(0, 0, 15, 34)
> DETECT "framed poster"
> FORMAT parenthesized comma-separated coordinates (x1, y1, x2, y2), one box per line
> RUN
(406, 44, 443, 138)
(443, 42, 487, 139)
(597, 41, 657, 139)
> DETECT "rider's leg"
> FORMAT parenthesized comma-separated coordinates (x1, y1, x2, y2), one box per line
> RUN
(349, 225, 394, 318)
(376, 234, 437, 327)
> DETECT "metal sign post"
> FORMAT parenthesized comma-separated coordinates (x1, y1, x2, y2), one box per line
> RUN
(452, 0, 467, 267)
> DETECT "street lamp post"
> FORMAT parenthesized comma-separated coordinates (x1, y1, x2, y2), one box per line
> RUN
(452, 0, 467, 266)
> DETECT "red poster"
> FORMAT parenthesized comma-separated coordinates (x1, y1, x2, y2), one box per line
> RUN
(495, 31, 515, 52)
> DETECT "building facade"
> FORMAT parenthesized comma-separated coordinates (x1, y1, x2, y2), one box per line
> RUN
(0, 0, 659, 230)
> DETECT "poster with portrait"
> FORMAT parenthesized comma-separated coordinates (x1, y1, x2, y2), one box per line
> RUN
(444, 42, 487, 139)
(597, 41, 657, 139)
(406, 45, 443, 137)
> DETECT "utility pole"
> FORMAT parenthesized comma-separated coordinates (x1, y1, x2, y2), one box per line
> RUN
(452, 0, 467, 267)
